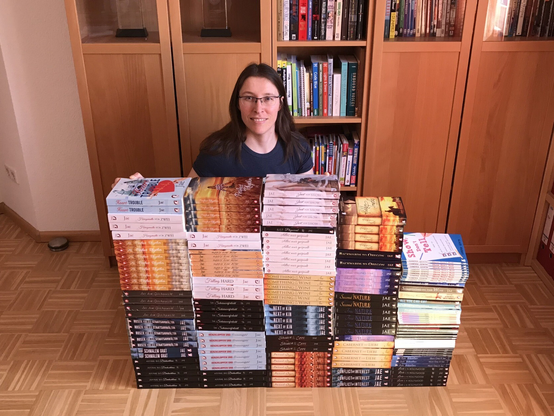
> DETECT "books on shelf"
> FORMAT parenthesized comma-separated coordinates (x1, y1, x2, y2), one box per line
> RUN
(303, 127, 360, 186)
(277, 54, 359, 118)
(278, 0, 365, 41)
(384, 0, 466, 39)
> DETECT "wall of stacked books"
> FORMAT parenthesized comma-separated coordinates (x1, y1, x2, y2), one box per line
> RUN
(106, 175, 469, 388)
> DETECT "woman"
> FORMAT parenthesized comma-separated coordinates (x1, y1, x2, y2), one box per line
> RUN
(190, 63, 313, 177)
(113, 63, 313, 187)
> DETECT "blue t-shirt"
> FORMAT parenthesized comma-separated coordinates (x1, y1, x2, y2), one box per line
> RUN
(193, 138, 313, 177)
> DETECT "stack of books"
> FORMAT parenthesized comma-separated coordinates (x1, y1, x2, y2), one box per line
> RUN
(185, 177, 268, 387)
(331, 196, 406, 387)
(106, 178, 200, 389)
(392, 232, 469, 387)
(262, 174, 340, 387)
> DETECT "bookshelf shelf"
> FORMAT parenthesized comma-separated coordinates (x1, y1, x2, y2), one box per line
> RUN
(277, 41, 367, 48)
(182, 32, 260, 44)
(65, 0, 182, 258)
(271, 0, 370, 190)
(82, 32, 160, 45)
(181, 43, 262, 54)
(383, 41, 462, 52)
(82, 43, 161, 54)
(294, 117, 362, 125)
(482, 40, 554, 52)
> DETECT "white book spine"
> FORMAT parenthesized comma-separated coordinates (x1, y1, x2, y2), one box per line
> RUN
(186, 232, 261, 241)
(112, 231, 188, 240)
(335, 0, 343, 39)
(109, 222, 185, 232)
(187, 241, 262, 250)
(262, 231, 337, 241)
(107, 213, 184, 223)
(326, 0, 336, 40)
(283, 0, 290, 40)
(516, 0, 528, 35)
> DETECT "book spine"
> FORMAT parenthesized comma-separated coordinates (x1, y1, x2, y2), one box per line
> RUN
(292, 58, 298, 116)
(339, 59, 348, 116)
(335, 0, 343, 39)
(385, 0, 392, 38)
(345, 142, 353, 186)
(341, 0, 350, 39)
(284, 0, 291, 40)
(322, 61, 329, 116)
(291, 0, 299, 40)
(299, 0, 309, 40)
(346, 60, 358, 117)
(350, 134, 360, 186)
(357, 0, 365, 39)
(523, 0, 537, 36)
(312, 59, 319, 116)
(436, 0, 443, 36)
(540, 0, 552, 36)
(348, 0, 358, 40)
(517, 0, 528, 35)
(415, 0, 423, 38)
(308, 0, 313, 40)
(448, 0, 456, 37)
(312, 0, 321, 39)
(327, 55, 333, 116)
(278, 0, 284, 40)
(333, 70, 341, 116)
(399, 0, 405, 36)
(326, 0, 335, 40)
(320, 0, 328, 40)
(454, 0, 465, 37)
(390, 0, 398, 38)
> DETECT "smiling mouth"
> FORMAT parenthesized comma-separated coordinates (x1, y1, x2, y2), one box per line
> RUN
(251, 118, 267, 122)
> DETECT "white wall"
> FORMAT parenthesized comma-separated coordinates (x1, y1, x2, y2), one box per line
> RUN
(0, 0, 99, 231)
(0, 45, 36, 222)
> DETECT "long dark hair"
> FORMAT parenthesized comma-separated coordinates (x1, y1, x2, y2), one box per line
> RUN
(199, 63, 305, 163)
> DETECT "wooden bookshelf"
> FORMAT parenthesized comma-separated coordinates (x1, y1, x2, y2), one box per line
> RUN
(169, 0, 272, 175)
(364, 0, 477, 233)
(64, 0, 181, 257)
(270, 0, 373, 192)
(526, 127, 554, 271)
(447, 0, 554, 256)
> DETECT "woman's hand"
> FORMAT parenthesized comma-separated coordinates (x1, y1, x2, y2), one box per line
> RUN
(111, 172, 144, 189)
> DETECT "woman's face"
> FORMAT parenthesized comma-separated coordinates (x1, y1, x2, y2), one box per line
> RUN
(238, 76, 282, 140)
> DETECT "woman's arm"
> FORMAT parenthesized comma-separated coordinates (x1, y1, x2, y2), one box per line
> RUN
(111, 172, 144, 189)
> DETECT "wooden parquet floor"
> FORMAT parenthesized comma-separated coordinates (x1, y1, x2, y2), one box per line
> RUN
(1, 213, 554, 416)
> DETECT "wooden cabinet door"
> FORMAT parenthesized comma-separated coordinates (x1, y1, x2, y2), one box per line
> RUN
(363, 51, 460, 233)
(175, 53, 261, 173)
(448, 50, 554, 254)
(84, 53, 182, 196)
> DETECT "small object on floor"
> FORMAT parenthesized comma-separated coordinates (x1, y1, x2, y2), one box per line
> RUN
(48, 237, 69, 252)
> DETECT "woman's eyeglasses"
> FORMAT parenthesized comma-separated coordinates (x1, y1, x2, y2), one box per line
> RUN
(239, 95, 282, 107)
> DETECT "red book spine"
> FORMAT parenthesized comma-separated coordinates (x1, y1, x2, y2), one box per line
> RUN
(299, 0, 309, 40)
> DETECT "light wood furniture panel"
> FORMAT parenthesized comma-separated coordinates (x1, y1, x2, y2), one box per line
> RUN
(448, 0, 554, 256)
(364, 0, 477, 232)
(65, 0, 181, 257)
(84, 53, 181, 192)
(180, 53, 261, 167)
(364, 51, 459, 232)
(169, 0, 271, 174)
